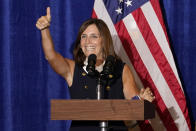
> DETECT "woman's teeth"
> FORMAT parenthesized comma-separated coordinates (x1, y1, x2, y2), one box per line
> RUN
(86, 46, 96, 51)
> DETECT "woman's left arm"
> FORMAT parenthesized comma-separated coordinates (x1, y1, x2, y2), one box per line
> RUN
(122, 64, 155, 102)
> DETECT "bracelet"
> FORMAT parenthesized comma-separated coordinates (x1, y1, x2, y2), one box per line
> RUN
(131, 95, 141, 100)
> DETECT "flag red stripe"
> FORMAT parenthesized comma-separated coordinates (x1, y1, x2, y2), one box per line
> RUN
(132, 8, 191, 129)
(91, 9, 97, 18)
(138, 120, 154, 131)
(115, 20, 178, 130)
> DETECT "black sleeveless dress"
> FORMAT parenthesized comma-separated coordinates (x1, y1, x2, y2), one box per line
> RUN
(69, 60, 128, 131)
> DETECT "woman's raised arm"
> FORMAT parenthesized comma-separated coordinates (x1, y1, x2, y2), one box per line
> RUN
(36, 7, 74, 86)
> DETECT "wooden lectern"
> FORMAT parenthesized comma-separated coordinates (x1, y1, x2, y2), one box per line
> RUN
(51, 99, 155, 120)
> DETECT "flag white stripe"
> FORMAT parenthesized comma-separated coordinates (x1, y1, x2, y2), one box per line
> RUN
(141, 2, 182, 88)
(123, 14, 189, 131)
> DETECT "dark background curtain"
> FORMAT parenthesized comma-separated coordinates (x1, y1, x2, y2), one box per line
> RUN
(0, 0, 195, 131)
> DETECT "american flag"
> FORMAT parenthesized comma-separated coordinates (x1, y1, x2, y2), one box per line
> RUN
(92, 0, 191, 130)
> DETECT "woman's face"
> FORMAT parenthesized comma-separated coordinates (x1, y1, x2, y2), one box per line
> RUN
(80, 24, 103, 59)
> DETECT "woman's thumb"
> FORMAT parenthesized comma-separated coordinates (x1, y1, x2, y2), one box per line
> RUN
(46, 7, 51, 22)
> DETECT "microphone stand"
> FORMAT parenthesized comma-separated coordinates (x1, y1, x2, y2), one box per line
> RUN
(97, 76, 108, 131)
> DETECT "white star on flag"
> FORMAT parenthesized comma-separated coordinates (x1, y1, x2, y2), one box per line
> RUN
(125, 0, 132, 7)
(115, 7, 122, 14)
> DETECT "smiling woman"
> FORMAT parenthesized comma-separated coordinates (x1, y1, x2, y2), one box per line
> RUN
(36, 7, 155, 131)
(80, 25, 103, 60)
(73, 18, 117, 66)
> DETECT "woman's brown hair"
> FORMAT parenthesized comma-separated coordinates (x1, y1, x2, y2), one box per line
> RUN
(73, 18, 118, 65)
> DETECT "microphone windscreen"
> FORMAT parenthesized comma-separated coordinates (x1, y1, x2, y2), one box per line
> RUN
(106, 55, 115, 63)
(88, 54, 96, 64)
(86, 54, 97, 76)
(102, 55, 115, 76)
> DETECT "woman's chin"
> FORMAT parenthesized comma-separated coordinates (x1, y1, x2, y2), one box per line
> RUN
(85, 52, 96, 57)
(84, 51, 102, 59)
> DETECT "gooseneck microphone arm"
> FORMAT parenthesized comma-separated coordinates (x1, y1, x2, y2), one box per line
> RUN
(97, 77, 108, 131)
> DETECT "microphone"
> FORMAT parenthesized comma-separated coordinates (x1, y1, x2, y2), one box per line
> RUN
(101, 55, 115, 78)
(86, 54, 97, 76)
(100, 55, 115, 99)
